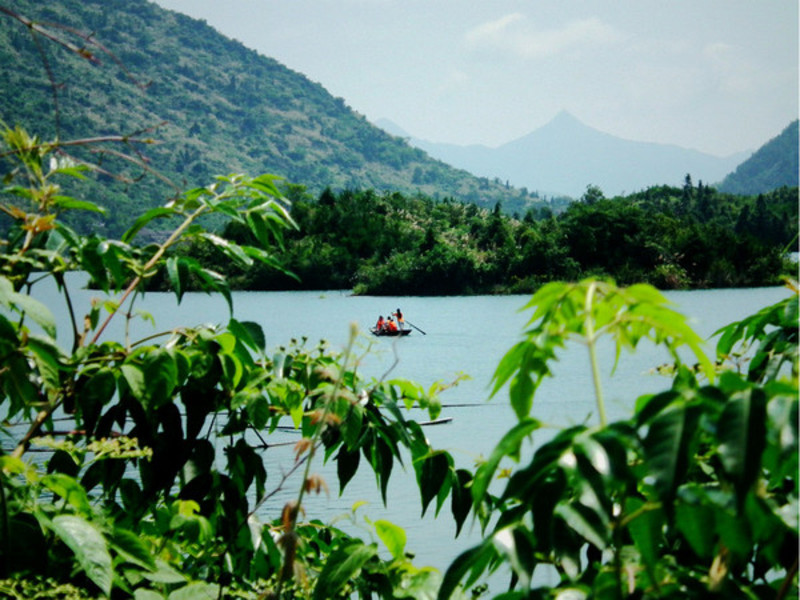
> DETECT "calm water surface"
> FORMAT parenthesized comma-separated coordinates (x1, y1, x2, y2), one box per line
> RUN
(31, 276, 793, 579)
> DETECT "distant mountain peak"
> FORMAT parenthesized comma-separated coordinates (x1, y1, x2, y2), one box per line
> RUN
(412, 110, 750, 198)
(534, 110, 591, 137)
(548, 110, 583, 126)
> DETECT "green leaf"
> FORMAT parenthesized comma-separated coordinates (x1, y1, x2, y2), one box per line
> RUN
(675, 495, 716, 560)
(419, 451, 450, 516)
(313, 541, 377, 600)
(181, 259, 232, 314)
(290, 401, 304, 429)
(142, 349, 179, 409)
(229, 319, 266, 353)
(2, 355, 39, 411)
(52, 196, 105, 214)
(144, 559, 187, 584)
(120, 479, 144, 515)
(555, 502, 609, 550)
(13, 292, 57, 337)
(41, 473, 92, 514)
(166, 256, 187, 303)
(714, 506, 753, 563)
(134, 589, 164, 600)
(0, 311, 18, 351)
(509, 369, 534, 420)
(246, 395, 270, 430)
(624, 497, 663, 573)
(717, 390, 767, 501)
(472, 418, 539, 506)
(450, 469, 473, 537)
(122, 207, 175, 243)
(111, 527, 156, 571)
(374, 519, 406, 560)
(27, 334, 66, 389)
(50, 515, 113, 596)
(49, 162, 89, 179)
(635, 390, 681, 426)
(168, 582, 220, 600)
(336, 446, 360, 492)
(437, 541, 495, 600)
(714, 295, 797, 383)
(491, 526, 536, 589)
(394, 569, 442, 600)
(246, 210, 276, 248)
(241, 244, 286, 272)
(643, 403, 699, 501)
(199, 232, 252, 267)
(121, 364, 147, 401)
(490, 341, 526, 398)
(0, 277, 56, 337)
(249, 173, 284, 197)
(764, 392, 799, 482)
(77, 367, 117, 430)
(365, 433, 394, 504)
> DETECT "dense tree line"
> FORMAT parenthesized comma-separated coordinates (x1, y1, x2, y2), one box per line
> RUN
(179, 182, 797, 295)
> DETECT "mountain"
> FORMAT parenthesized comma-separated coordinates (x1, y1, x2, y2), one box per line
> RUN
(0, 0, 540, 237)
(407, 111, 748, 198)
(374, 118, 411, 139)
(717, 120, 799, 195)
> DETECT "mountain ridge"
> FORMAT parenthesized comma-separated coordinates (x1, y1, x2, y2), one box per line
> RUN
(718, 120, 799, 195)
(0, 0, 541, 236)
(388, 111, 752, 198)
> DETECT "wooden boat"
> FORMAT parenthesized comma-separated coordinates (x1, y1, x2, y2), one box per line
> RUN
(369, 327, 412, 337)
(419, 417, 452, 426)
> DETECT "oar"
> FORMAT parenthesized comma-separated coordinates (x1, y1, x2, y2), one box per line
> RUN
(405, 319, 426, 335)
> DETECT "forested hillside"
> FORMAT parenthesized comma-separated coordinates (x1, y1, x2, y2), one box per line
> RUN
(0, 0, 539, 237)
(174, 182, 798, 295)
(719, 120, 799, 195)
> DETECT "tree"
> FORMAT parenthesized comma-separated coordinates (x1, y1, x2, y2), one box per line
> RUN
(580, 184, 605, 205)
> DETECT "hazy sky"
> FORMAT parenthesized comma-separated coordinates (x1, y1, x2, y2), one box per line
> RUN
(153, 1, 797, 157)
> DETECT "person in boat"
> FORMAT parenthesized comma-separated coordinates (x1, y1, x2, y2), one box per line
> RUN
(375, 315, 385, 331)
(393, 308, 405, 330)
(385, 316, 398, 333)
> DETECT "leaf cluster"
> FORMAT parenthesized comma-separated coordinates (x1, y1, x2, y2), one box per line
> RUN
(438, 280, 798, 599)
(0, 126, 481, 598)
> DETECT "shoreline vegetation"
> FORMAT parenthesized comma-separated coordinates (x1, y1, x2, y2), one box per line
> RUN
(160, 183, 798, 296)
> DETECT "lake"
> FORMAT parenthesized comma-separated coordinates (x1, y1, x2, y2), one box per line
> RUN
(29, 276, 793, 580)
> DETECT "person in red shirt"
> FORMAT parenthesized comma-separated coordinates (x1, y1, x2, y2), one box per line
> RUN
(375, 315, 385, 331)
(385, 317, 398, 332)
